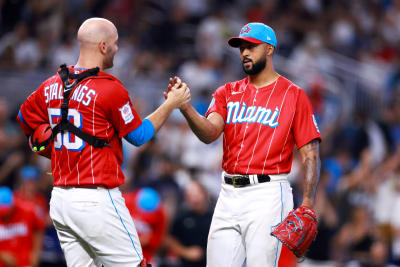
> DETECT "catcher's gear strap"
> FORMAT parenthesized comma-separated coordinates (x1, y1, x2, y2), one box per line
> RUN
(52, 64, 108, 148)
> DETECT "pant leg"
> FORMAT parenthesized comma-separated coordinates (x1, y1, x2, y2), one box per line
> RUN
(51, 187, 143, 267)
(241, 181, 294, 267)
(50, 188, 101, 267)
(207, 184, 246, 267)
(92, 188, 143, 267)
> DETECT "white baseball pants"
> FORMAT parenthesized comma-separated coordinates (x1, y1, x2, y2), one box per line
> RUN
(49, 187, 143, 267)
(207, 174, 293, 267)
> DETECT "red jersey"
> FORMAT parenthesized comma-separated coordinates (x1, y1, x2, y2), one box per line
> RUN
(17, 67, 142, 188)
(0, 199, 45, 267)
(14, 191, 48, 214)
(206, 76, 321, 175)
(123, 191, 168, 260)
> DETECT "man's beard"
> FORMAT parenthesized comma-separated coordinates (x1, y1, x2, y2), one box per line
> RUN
(242, 57, 266, 75)
(103, 56, 114, 69)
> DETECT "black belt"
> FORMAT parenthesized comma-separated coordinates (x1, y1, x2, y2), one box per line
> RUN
(224, 174, 271, 188)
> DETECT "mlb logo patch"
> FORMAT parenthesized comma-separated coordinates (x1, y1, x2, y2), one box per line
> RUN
(240, 25, 251, 35)
(119, 102, 134, 124)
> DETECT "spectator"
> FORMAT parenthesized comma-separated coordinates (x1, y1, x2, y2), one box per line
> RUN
(14, 165, 48, 216)
(0, 98, 24, 189)
(123, 187, 168, 263)
(163, 180, 213, 267)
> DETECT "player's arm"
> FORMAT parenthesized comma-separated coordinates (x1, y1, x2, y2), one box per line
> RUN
(124, 82, 190, 147)
(0, 252, 17, 267)
(124, 119, 155, 147)
(31, 229, 44, 267)
(164, 234, 203, 261)
(298, 139, 321, 208)
(166, 77, 224, 143)
(146, 81, 190, 132)
(180, 105, 224, 144)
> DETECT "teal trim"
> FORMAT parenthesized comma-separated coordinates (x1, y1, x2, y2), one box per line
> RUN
(107, 189, 142, 260)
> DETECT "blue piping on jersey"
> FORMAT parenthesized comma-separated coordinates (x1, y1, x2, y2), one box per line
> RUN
(107, 189, 142, 261)
(273, 183, 284, 267)
(18, 110, 29, 126)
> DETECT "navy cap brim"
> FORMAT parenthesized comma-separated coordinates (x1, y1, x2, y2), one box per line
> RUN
(228, 37, 264, 47)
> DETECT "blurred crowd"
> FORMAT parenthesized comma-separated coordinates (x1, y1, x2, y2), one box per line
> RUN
(1, 0, 400, 266)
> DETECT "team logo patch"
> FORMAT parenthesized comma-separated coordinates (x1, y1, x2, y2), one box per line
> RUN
(240, 25, 251, 35)
(312, 114, 320, 133)
(119, 102, 134, 124)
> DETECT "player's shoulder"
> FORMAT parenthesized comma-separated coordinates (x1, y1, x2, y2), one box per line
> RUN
(227, 77, 248, 90)
(277, 75, 304, 95)
(88, 71, 129, 99)
(217, 77, 248, 94)
(277, 76, 301, 89)
(90, 71, 124, 88)
(37, 73, 60, 89)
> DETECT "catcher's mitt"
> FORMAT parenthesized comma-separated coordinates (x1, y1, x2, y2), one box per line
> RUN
(271, 205, 318, 258)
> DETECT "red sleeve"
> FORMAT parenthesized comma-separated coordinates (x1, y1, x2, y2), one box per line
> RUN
(292, 89, 322, 149)
(101, 82, 142, 138)
(205, 85, 227, 120)
(17, 84, 49, 136)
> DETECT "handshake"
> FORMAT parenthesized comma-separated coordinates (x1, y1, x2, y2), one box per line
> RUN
(163, 76, 191, 110)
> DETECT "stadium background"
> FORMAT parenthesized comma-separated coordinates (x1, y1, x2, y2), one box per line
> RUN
(1, 0, 400, 266)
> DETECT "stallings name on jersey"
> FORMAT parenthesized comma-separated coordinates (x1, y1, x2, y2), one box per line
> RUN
(44, 82, 96, 106)
(226, 101, 279, 127)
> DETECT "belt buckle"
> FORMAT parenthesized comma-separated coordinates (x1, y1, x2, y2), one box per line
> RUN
(231, 176, 245, 188)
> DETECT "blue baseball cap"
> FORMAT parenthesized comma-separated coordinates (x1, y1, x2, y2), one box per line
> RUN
(0, 187, 13, 213)
(136, 188, 160, 212)
(228, 22, 277, 48)
(20, 165, 41, 181)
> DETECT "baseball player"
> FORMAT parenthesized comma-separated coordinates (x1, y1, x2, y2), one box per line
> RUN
(123, 188, 168, 262)
(0, 186, 46, 267)
(16, 18, 190, 267)
(168, 22, 321, 267)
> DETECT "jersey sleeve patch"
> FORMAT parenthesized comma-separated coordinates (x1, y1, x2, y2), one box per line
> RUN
(119, 102, 134, 124)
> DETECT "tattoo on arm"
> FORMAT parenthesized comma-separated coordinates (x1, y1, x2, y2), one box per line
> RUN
(302, 139, 321, 203)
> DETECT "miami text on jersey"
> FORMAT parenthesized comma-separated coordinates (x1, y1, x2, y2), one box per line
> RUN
(0, 223, 28, 240)
(226, 101, 279, 127)
(44, 82, 96, 106)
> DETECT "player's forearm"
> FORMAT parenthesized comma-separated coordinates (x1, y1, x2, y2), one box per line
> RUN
(180, 105, 220, 144)
(0, 252, 17, 267)
(146, 101, 175, 132)
(164, 235, 187, 257)
(31, 230, 44, 267)
(300, 139, 321, 208)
